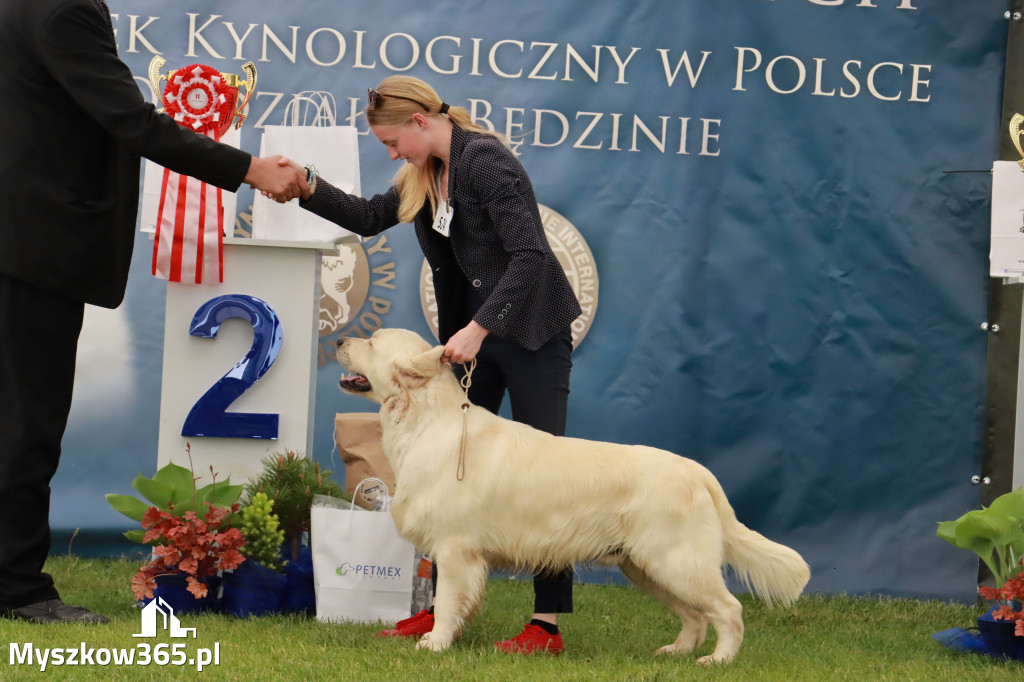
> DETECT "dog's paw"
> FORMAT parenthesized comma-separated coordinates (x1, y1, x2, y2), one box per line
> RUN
(416, 633, 452, 652)
(653, 634, 704, 656)
(695, 653, 734, 666)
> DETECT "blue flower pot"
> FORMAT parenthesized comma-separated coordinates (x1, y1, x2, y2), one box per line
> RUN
(220, 559, 287, 617)
(978, 607, 1024, 661)
(280, 547, 316, 615)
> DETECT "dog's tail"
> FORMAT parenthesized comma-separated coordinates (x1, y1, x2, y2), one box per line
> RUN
(706, 475, 810, 606)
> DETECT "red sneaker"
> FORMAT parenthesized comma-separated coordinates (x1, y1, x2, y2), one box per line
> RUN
(377, 610, 434, 638)
(494, 623, 564, 655)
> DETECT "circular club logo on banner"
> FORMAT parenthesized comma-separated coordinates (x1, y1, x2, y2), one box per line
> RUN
(419, 204, 598, 347)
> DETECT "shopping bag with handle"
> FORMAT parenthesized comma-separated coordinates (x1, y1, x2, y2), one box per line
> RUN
(310, 478, 415, 623)
(251, 91, 360, 242)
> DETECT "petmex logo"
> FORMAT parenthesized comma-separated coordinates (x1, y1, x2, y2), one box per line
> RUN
(336, 560, 404, 579)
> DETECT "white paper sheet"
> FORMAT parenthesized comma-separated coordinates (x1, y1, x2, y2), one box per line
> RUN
(990, 160, 1024, 278)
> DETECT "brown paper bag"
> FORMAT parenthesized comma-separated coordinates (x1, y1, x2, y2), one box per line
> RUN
(335, 413, 395, 509)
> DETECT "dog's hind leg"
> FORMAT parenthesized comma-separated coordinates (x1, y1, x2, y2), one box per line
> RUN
(619, 557, 708, 656)
(691, 584, 743, 665)
(623, 552, 744, 664)
(416, 543, 487, 652)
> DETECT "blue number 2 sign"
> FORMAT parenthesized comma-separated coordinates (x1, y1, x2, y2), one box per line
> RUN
(181, 294, 283, 439)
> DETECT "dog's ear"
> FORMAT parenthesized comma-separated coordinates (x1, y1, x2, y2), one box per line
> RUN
(394, 345, 446, 388)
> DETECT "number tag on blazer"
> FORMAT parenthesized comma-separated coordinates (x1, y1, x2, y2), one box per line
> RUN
(431, 200, 454, 238)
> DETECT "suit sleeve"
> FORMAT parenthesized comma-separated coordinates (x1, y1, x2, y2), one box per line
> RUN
(36, 1, 251, 191)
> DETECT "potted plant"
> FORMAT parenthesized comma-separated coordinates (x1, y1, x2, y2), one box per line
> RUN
(106, 445, 245, 613)
(244, 450, 346, 560)
(131, 501, 246, 613)
(220, 492, 289, 617)
(244, 451, 346, 613)
(937, 486, 1024, 659)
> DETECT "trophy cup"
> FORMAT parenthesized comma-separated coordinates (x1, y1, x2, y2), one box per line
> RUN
(146, 57, 258, 284)
(147, 56, 257, 139)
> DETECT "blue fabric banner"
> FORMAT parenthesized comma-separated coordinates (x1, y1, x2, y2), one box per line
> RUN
(61, 0, 1006, 601)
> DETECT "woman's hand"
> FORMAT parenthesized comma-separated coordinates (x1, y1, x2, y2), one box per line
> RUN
(259, 157, 315, 201)
(443, 321, 489, 364)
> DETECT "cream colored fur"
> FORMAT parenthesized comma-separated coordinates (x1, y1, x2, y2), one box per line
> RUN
(336, 328, 810, 664)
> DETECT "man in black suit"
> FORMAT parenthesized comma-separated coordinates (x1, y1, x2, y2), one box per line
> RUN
(0, 0, 306, 623)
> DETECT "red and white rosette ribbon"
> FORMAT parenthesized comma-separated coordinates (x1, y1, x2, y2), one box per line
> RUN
(152, 64, 236, 284)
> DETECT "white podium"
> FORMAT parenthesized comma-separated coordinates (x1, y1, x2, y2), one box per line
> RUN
(157, 237, 334, 483)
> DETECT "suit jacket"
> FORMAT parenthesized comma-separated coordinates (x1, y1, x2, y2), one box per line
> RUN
(303, 125, 582, 351)
(0, 0, 252, 308)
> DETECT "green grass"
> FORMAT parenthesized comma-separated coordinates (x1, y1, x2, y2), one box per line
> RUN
(0, 556, 1018, 680)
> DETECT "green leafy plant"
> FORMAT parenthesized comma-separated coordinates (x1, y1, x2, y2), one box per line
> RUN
(239, 492, 286, 572)
(106, 447, 244, 544)
(937, 487, 1024, 589)
(939, 487, 1024, 638)
(244, 450, 346, 560)
(109, 445, 246, 601)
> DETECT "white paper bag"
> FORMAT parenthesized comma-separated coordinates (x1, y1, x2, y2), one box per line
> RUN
(251, 124, 361, 242)
(991, 160, 1024, 278)
(311, 479, 415, 624)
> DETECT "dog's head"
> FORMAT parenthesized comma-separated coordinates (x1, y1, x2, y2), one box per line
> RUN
(335, 328, 448, 404)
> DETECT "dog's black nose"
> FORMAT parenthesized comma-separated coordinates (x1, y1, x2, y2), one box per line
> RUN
(335, 335, 346, 348)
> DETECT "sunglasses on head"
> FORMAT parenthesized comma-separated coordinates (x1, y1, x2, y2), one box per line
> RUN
(367, 88, 430, 112)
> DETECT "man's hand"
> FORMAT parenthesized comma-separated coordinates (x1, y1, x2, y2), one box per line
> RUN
(244, 155, 307, 202)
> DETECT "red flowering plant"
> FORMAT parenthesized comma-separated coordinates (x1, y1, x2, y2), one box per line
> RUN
(980, 565, 1024, 636)
(107, 444, 247, 601)
(938, 487, 1024, 634)
(131, 502, 245, 601)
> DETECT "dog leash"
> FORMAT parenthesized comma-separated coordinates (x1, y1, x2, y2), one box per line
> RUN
(457, 358, 476, 481)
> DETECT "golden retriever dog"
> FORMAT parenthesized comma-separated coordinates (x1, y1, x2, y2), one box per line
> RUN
(336, 328, 810, 664)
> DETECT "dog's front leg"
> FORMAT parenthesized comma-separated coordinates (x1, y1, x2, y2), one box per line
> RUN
(416, 544, 487, 652)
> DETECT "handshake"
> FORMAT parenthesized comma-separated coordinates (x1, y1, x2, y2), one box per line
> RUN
(243, 155, 314, 203)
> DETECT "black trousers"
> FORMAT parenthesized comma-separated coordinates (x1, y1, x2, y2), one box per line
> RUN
(0, 272, 84, 609)
(457, 327, 575, 614)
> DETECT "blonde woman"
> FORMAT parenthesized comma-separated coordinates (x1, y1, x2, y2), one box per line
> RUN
(290, 75, 581, 654)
